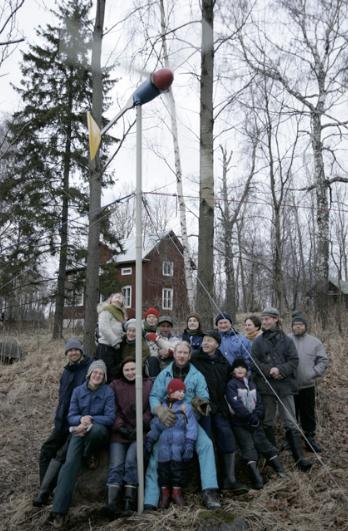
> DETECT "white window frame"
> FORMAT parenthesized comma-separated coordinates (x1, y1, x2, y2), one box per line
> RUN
(162, 261, 174, 277)
(121, 267, 132, 276)
(122, 285, 132, 308)
(162, 288, 173, 310)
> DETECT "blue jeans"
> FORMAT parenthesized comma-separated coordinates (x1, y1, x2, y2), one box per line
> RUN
(107, 441, 138, 486)
(144, 424, 218, 507)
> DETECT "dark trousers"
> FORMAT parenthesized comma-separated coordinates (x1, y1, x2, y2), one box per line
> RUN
(158, 460, 187, 488)
(200, 414, 237, 454)
(233, 425, 277, 463)
(95, 343, 122, 383)
(294, 386, 316, 434)
(39, 429, 69, 482)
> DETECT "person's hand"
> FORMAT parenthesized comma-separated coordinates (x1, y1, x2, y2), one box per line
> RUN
(248, 413, 260, 430)
(191, 397, 211, 416)
(156, 405, 176, 427)
(270, 367, 281, 379)
(159, 348, 170, 359)
(145, 332, 158, 342)
(72, 424, 88, 437)
(182, 439, 195, 462)
(80, 415, 93, 427)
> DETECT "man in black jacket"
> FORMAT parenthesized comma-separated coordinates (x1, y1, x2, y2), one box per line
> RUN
(251, 308, 312, 471)
(33, 338, 92, 506)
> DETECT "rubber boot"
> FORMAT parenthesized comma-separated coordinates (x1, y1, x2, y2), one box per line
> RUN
(33, 459, 62, 507)
(264, 426, 277, 448)
(286, 430, 313, 472)
(304, 432, 322, 453)
(123, 485, 137, 515)
(268, 455, 287, 478)
(222, 453, 249, 494)
(100, 484, 123, 519)
(201, 489, 221, 510)
(159, 486, 171, 509)
(247, 461, 263, 490)
(171, 486, 184, 506)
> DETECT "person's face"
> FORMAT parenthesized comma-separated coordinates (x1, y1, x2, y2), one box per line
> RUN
(292, 322, 306, 336)
(174, 344, 191, 367)
(169, 389, 185, 401)
(126, 326, 136, 341)
(66, 348, 82, 363)
(89, 368, 104, 386)
(217, 319, 232, 332)
(244, 319, 258, 334)
(111, 293, 124, 306)
(233, 366, 247, 379)
(146, 314, 158, 326)
(187, 317, 200, 330)
(262, 315, 278, 330)
(123, 361, 136, 381)
(202, 336, 219, 355)
(159, 322, 172, 337)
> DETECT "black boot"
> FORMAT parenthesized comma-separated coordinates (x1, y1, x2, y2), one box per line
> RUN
(123, 485, 137, 515)
(268, 455, 287, 478)
(304, 433, 322, 453)
(33, 459, 62, 507)
(286, 430, 313, 472)
(202, 489, 221, 510)
(101, 484, 123, 519)
(247, 461, 263, 490)
(264, 426, 277, 448)
(222, 453, 249, 494)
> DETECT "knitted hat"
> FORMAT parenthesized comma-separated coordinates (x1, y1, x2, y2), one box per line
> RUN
(86, 360, 107, 382)
(204, 329, 221, 345)
(261, 307, 280, 318)
(65, 337, 83, 355)
(231, 358, 249, 372)
(167, 378, 186, 395)
(292, 311, 307, 328)
(215, 312, 232, 326)
(144, 307, 160, 319)
(125, 318, 137, 330)
(186, 312, 202, 326)
(158, 315, 173, 326)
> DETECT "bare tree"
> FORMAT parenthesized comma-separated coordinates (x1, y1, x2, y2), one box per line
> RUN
(0, 0, 25, 69)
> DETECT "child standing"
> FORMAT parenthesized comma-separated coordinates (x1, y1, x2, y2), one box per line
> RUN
(144, 379, 198, 508)
(226, 358, 286, 489)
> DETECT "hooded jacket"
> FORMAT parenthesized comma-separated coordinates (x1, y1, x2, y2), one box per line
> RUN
(219, 329, 251, 367)
(288, 332, 328, 389)
(97, 301, 125, 348)
(226, 375, 264, 428)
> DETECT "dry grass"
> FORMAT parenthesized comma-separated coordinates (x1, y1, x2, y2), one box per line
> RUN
(0, 328, 347, 531)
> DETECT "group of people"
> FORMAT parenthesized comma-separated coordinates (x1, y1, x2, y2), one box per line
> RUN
(33, 293, 328, 529)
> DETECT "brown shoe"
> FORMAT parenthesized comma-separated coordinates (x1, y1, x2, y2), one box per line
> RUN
(159, 486, 171, 509)
(171, 486, 184, 506)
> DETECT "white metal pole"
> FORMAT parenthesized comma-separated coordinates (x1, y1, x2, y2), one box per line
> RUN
(135, 104, 144, 514)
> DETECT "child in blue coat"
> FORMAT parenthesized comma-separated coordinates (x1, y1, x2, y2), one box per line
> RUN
(145, 378, 198, 508)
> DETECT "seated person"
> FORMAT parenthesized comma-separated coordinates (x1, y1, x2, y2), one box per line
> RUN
(33, 338, 91, 507)
(144, 341, 221, 511)
(48, 360, 116, 528)
(181, 312, 205, 356)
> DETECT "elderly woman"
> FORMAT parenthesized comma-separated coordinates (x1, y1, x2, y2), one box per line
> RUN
(48, 360, 116, 528)
(96, 293, 127, 382)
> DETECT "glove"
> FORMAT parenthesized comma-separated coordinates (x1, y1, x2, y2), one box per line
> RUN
(145, 332, 158, 342)
(118, 426, 136, 440)
(156, 405, 176, 427)
(191, 397, 212, 416)
(182, 439, 195, 462)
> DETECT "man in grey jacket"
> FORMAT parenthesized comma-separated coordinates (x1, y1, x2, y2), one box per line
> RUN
(290, 312, 328, 452)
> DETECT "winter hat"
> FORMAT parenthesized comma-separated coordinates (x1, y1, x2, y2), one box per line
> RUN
(167, 378, 186, 395)
(292, 311, 307, 328)
(261, 307, 280, 318)
(144, 307, 160, 319)
(231, 358, 249, 372)
(158, 315, 173, 326)
(215, 312, 233, 326)
(65, 337, 83, 355)
(204, 329, 221, 345)
(125, 318, 137, 330)
(186, 312, 202, 327)
(86, 359, 107, 382)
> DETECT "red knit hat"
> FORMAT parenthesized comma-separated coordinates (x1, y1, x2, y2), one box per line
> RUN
(144, 307, 160, 318)
(167, 378, 186, 395)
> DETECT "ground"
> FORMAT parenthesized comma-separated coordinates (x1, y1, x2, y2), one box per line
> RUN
(0, 325, 347, 530)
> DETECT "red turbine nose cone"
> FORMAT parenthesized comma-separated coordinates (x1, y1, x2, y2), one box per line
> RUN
(151, 68, 174, 90)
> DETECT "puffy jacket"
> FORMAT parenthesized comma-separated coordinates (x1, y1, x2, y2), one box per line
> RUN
(54, 356, 92, 432)
(68, 382, 116, 427)
(181, 331, 204, 356)
(149, 362, 209, 414)
(147, 400, 198, 462)
(251, 328, 298, 397)
(226, 375, 264, 428)
(219, 329, 251, 366)
(119, 337, 150, 363)
(288, 333, 328, 389)
(97, 302, 124, 348)
(109, 377, 152, 443)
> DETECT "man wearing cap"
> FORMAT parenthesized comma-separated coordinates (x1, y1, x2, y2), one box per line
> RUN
(251, 308, 312, 471)
(33, 338, 92, 507)
(215, 312, 251, 367)
(289, 312, 328, 452)
(144, 315, 180, 377)
(49, 359, 116, 528)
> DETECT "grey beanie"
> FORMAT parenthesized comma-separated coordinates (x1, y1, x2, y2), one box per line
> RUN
(261, 307, 280, 318)
(65, 337, 83, 355)
(158, 315, 173, 326)
(125, 318, 137, 330)
(86, 359, 107, 382)
(292, 311, 307, 328)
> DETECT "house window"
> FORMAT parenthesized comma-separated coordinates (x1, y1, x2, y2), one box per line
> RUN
(162, 288, 173, 310)
(162, 261, 174, 276)
(122, 286, 132, 308)
(121, 267, 132, 276)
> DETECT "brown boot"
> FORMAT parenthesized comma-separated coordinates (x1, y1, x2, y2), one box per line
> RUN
(159, 486, 171, 509)
(171, 486, 184, 506)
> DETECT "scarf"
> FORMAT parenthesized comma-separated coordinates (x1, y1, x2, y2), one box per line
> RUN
(102, 304, 125, 322)
(245, 329, 261, 341)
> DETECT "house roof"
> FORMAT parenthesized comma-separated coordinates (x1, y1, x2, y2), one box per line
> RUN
(115, 231, 179, 265)
(329, 277, 348, 295)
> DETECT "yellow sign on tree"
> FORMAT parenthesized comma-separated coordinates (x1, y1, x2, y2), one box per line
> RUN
(87, 111, 101, 160)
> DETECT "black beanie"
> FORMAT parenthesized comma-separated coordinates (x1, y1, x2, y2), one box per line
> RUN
(292, 311, 307, 329)
(231, 357, 249, 372)
(204, 329, 221, 345)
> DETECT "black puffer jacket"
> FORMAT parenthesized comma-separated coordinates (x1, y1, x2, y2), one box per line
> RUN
(191, 349, 230, 416)
(251, 328, 298, 397)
